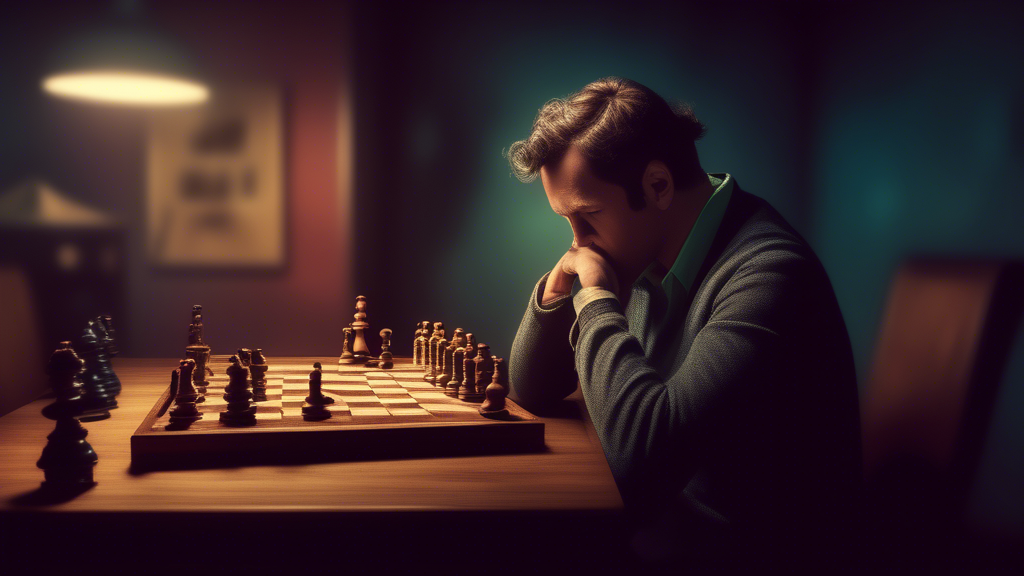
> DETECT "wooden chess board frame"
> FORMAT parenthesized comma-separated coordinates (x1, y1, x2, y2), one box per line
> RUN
(130, 356, 544, 471)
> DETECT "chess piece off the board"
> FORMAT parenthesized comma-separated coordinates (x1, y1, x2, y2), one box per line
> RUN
(378, 329, 394, 369)
(37, 342, 98, 491)
(479, 357, 510, 419)
(167, 360, 202, 430)
(92, 314, 122, 396)
(220, 355, 257, 426)
(302, 362, 334, 421)
(77, 319, 116, 420)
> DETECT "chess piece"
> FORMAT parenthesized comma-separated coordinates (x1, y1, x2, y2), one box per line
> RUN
(219, 355, 257, 426)
(413, 322, 424, 365)
(249, 348, 268, 402)
(339, 327, 358, 364)
(434, 336, 450, 387)
(458, 355, 477, 401)
(451, 328, 467, 351)
(237, 348, 252, 368)
(37, 342, 98, 491)
(188, 305, 204, 346)
(350, 296, 371, 361)
(473, 343, 494, 398)
(446, 345, 465, 398)
(378, 329, 394, 370)
(437, 340, 454, 387)
(415, 320, 431, 365)
(77, 319, 116, 420)
(480, 357, 511, 419)
(93, 315, 122, 396)
(302, 362, 334, 421)
(464, 332, 478, 359)
(167, 359, 202, 429)
(424, 322, 444, 383)
(185, 306, 213, 399)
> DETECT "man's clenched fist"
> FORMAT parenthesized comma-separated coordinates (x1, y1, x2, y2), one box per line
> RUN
(541, 243, 619, 306)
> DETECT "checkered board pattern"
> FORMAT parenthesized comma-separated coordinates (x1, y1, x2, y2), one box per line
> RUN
(148, 360, 483, 429)
(131, 356, 544, 470)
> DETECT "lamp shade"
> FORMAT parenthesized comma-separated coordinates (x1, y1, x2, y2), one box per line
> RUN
(43, 23, 209, 107)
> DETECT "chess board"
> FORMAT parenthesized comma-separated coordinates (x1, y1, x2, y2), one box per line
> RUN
(130, 356, 544, 470)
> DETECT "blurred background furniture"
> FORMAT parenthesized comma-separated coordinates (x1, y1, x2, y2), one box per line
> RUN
(861, 259, 1024, 571)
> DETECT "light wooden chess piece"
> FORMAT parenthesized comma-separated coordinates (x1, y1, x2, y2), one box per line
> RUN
(350, 295, 371, 361)
(339, 327, 358, 365)
(447, 345, 465, 398)
(378, 329, 394, 369)
(479, 357, 510, 419)
(424, 322, 444, 383)
(473, 343, 494, 398)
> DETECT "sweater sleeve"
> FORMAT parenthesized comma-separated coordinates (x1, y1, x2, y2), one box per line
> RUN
(572, 252, 810, 507)
(507, 272, 580, 411)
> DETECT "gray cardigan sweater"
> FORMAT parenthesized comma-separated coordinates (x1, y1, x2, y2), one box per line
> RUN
(509, 187, 862, 553)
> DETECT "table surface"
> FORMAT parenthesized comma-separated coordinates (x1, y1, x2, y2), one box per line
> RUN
(0, 358, 627, 571)
(0, 357, 623, 514)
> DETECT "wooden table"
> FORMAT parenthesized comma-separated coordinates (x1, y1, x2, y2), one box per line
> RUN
(0, 358, 626, 573)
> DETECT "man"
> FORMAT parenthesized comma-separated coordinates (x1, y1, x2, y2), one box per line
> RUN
(506, 78, 861, 568)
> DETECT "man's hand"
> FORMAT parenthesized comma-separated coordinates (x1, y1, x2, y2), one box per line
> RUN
(541, 243, 619, 305)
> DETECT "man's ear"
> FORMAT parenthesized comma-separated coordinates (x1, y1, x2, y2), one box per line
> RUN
(643, 160, 674, 210)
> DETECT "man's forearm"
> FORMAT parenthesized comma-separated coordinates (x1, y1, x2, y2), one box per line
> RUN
(507, 273, 579, 410)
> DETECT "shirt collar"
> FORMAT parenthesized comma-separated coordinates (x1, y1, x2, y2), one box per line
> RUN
(660, 173, 734, 297)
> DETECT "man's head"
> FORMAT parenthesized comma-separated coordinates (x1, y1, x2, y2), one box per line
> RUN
(506, 77, 708, 286)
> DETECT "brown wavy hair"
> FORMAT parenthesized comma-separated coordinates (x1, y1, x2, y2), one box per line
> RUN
(505, 77, 707, 210)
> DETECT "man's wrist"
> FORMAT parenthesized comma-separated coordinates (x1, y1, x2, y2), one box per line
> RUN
(573, 286, 618, 315)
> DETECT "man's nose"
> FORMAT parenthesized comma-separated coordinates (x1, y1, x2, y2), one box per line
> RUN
(568, 215, 595, 248)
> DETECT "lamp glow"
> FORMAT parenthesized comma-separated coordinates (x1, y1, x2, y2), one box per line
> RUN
(42, 70, 209, 106)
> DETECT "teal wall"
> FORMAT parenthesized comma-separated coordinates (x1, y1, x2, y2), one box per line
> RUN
(809, 2, 1024, 536)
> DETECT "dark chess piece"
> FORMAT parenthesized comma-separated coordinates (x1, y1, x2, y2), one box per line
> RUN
(350, 296, 371, 361)
(451, 328, 467, 351)
(378, 329, 394, 370)
(219, 355, 257, 426)
(78, 320, 116, 420)
(473, 343, 494, 399)
(93, 315, 122, 396)
(167, 359, 203, 430)
(424, 322, 444, 383)
(339, 326, 357, 364)
(37, 342, 98, 491)
(480, 357, 510, 419)
(249, 348, 268, 402)
(459, 355, 478, 402)
(237, 348, 252, 368)
(434, 336, 450, 387)
(446, 345, 465, 398)
(302, 362, 334, 421)
(464, 332, 478, 360)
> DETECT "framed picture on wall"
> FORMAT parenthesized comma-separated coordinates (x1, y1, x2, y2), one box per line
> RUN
(146, 83, 285, 268)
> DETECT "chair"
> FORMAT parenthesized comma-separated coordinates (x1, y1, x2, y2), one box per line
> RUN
(860, 258, 1024, 570)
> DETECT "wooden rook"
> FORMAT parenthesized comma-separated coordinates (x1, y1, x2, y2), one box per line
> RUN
(378, 329, 394, 370)
(219, 355, 257, 426)
(37, 341, 98, 491)
(350, 295, 371, 361)
(250, 348, 268, 402)
(459, 354, 479, 401)
(302, 362, 334, 421)
(480, 357, 510, 419)
(339, 327, 358, 364)
(167, 359, 202, 429)
(77, 319, 115, 420)
(473, 343, 494, 398)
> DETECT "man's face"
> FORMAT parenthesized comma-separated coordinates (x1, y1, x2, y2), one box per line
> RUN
(541, 146, 660, 288)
